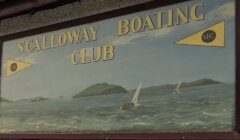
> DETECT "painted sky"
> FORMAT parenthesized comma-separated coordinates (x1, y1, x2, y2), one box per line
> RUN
(1, 0, 236, 101)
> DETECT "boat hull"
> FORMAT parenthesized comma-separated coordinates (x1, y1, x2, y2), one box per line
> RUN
(120, 102, 134, 110)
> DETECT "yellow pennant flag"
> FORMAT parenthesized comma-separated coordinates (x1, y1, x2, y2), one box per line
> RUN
(6, 60, 32, 77)
(176, 21, 225, 47)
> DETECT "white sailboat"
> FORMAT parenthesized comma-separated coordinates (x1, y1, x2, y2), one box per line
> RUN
(131, 81, 142, 107)
(120, 81, 142, 110)
(173, 81, 182, 94)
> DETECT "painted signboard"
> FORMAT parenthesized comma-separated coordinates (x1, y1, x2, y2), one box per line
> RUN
(0, 0, 237, 136)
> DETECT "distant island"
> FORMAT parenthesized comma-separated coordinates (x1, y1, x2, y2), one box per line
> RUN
(0, 97, 10, 102)
(73, 83, 128, 98)
(17, 97, 48, 102)
(73, 79, 221, 98)
(30, 97, 48, 102)
(139, 78, 222, 92)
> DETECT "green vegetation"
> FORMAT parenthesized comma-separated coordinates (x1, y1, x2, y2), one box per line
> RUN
(138, 78, 221, 92)
(73, 83, 128, 98)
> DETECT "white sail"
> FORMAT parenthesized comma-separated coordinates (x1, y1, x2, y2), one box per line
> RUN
(174, 81, 182, 93)
(176, 81, 182, 90)
(131, 81, 142, 106)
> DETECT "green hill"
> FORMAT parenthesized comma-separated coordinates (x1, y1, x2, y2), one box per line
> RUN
(73, 83, 128, 98)
(16, 97, 48, 102)
(134, 78, 222, 92)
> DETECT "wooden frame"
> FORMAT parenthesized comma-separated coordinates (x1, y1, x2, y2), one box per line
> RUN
(0, 0, 239, 139)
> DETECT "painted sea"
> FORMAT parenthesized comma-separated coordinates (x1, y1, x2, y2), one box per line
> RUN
(0, 83, 235, 133)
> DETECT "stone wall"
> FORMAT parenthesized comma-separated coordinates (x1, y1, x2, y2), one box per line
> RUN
(0, 0, 152, 36)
